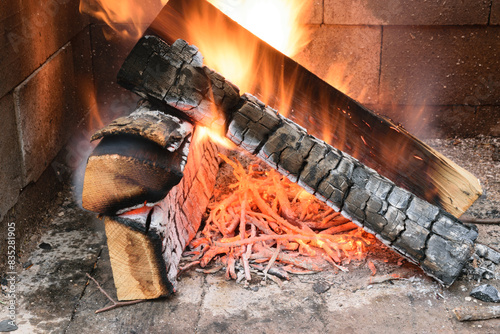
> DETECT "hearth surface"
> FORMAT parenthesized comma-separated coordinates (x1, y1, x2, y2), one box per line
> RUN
(1, 137, 499, 333)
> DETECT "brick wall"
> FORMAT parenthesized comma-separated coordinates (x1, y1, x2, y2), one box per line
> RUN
(296, 0, 500, 138)
(0, 1, 95, 223)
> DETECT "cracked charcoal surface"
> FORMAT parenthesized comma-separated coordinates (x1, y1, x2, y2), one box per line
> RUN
(118, 36, 239, 125)
(226, 93, 478, 287)
(91, 101, 193, 151)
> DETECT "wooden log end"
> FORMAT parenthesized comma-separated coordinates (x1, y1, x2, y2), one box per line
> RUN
(104, 216, 173, 301)
(82, 135, 186, 215)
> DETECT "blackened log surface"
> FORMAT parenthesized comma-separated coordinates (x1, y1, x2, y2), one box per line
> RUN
(227, 93, 478, 286)
(117, 36, 240, 125)
(146, 0, 482, 218)
(92, 101, 193, 151)
(156, 128, 220, 287)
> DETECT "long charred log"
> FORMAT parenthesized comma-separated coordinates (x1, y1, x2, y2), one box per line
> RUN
(117, 35, 479, 286)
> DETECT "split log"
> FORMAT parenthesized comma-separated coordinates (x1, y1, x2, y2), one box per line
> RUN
(117, 36, 478, 286)
(145, 0, 482, 218)
(82, 101, 192, 215)
(82, 100, 220, 300)
(103, 126, 219, 300)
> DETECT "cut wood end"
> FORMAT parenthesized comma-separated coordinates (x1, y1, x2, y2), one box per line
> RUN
(82, 154, 182, 214)
(105, 217, 172, 301)
(423, 142, 483, 218)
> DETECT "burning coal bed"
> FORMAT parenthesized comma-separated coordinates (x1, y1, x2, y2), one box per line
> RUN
(181, 151, 383, 283)
(82, 33, 499, 306)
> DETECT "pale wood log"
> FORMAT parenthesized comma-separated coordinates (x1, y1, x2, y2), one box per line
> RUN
(454, 306, 500, 321)
(104, 216, 172, 300)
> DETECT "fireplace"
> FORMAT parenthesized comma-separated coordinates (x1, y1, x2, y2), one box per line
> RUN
(1, 0, 500, 331)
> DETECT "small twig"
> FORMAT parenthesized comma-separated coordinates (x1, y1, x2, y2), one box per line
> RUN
(86, 273, 146, 314)
(367, 274, 407, 285)
(195, 264, 224, 274)
(263, 244, 281, 279)
(178, 260, 201, 276)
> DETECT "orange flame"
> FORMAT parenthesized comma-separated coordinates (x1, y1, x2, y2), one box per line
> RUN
(79, 0, 167, 40)
(185, 0, 311, 143)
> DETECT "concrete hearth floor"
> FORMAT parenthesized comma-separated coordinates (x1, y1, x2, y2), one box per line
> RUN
(1, 137, 499, 333)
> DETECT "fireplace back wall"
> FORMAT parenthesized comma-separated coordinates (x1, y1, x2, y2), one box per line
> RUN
(1, 0, 499, 265)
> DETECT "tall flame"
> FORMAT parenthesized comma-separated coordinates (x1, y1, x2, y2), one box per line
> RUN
(184, 0, 312, 143)
(207, 0, 310, 57)
(187, 0, 311, 111)
(81, 0, 312, 143)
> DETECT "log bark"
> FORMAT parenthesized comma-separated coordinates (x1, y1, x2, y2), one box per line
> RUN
(103, 127, 219, 300)
(144, 0, 481, 218)
(117, 36, 479, 286)
(82, 101, 192, 215)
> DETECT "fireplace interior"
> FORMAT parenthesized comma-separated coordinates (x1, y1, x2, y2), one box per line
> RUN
(1, 0, 500, 332)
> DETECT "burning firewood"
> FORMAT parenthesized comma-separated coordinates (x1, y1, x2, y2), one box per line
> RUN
(116, 35, 479, 287)
(82, 101, 220, 300)
(81, 0, 488, 299)
(148, 0, 482, 219)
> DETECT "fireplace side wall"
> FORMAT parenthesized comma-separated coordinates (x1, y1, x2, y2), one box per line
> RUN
(0, 1, 96, 265)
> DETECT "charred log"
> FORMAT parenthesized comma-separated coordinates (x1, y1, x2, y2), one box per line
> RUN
(228, 93, 478, 286)
(146, 0, 482, 218)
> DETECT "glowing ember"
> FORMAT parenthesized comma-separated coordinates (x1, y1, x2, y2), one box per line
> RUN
(182, 154, 376, 280)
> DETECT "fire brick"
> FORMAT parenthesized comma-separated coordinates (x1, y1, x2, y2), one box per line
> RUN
(294, 25, 381, 105)
(304, 0, 323, 24)
(14, 43, 79, 185)
(492, 0, 500, 25)
(324, 0, 490, 25)
(380, 26, 500, 106)
(0, 0, 88, 97)
(0, 94, 22, 220)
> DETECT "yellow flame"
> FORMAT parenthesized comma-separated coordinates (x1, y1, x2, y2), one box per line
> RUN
(208, 0, 310, 57)
(196, 126, 236, 149)
(186, 0, 311, 143)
